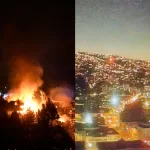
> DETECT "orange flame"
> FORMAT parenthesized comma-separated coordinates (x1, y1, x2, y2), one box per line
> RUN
(8, 58, 44, 114)
(58, 115, 70, 123)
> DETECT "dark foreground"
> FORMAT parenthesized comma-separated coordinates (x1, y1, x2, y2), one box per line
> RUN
(0, 124, 74, 150)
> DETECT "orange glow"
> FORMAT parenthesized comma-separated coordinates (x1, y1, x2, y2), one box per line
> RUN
(7, 80, 43, 114)
(8, 92, 42, 114)
(7, 58, 44, 114)
(108, 119, 112, 123)
(108, 56, 115, 63)
(58, 115, 70, 123)
(58, 117, 66, 123)
(19, 97, 39, 114)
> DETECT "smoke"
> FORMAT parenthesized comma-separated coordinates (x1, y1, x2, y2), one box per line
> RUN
(8, 56, 43, 106)
(49, 86, 74, 121)
(49, 86, 74, 107)
(49, 86, 74, 139)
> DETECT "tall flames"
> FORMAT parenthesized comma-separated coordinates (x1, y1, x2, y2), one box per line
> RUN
(5, 56, 74, 139)
(7, 56, 74, 112)
(6, 56, 74, 135)
(7, 57, 44, 113)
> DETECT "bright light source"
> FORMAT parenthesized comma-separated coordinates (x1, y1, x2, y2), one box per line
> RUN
(3, 94, 8, 99)
(111, 95, 119, 107)
(88, 143, 92, 148)
(100, 114, 103, 117)
(145, 101, 149, 106)
(108, 119, 112, 123)
(93, 93, 96, 96)
(85, 113, 92, 124)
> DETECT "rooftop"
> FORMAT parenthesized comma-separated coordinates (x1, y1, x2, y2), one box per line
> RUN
(75, 141, 85, 149)
(97, 140, 150, 150)
(138, 123, 150, 128)
(86, 127, 119, 137)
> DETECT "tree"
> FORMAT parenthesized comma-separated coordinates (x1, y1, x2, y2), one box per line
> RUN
(0, 109, 9, 127)
(10, 111, 20, 126)
(23, 108, 35, 125)
(37, 104, 49, 126)
(37, 99, 59, 127)
(46, 98, 59, 121)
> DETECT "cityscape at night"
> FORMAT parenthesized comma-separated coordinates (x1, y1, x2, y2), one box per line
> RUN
(76, 0, 150, 149)
(75, 52, 150, 149)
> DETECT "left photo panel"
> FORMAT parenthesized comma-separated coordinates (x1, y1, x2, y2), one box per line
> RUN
(0, 1, 75, 150)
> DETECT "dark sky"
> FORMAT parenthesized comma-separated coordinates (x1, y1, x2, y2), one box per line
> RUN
(0, 2, 75, 88)
(76, 0, 150, 60)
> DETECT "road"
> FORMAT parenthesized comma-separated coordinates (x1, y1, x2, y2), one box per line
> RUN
(115, 126, 139, 141)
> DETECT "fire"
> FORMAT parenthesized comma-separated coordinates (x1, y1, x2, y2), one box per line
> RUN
(8, 91, 42, 114)
(19, 95, 39, 114)
(58, 117, 66, 123)
(8, 57, 44, 114)
(7, 81, 43, 114)
(58, 115, 70, 123)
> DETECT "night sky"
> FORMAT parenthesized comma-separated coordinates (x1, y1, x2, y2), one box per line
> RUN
(76, 0, 150, 60)
(0, 2, 75, 88)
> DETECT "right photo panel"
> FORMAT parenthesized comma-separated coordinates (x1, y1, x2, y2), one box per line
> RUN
(75, 0, 150, 149)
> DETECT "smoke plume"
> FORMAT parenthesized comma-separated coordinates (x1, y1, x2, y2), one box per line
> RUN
(49, 86, 73, 107)
(49, 86, 74, 122)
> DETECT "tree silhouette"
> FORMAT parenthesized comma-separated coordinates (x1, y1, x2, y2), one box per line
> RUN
(0, 94, 73, 149)
(0, 95, 8, 111)
(37, 99, 59, 127)
(16, 99, 24, 111)
(46, 98, 59, 121)
(23, 108, 35, 125)
(10, 111, 21, 126)
(37, 104, 49, 127)
(0, 109, 9, 127)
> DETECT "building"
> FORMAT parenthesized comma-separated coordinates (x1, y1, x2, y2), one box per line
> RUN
(75, 102, 84, 123)
(96, 140, 150, 150)
(75, 142, 85, 150)
(143, 86, 150, 98)
(75, 123, 121, 150)
(137, 123, 150, 142)
(85, 127, 121, 150)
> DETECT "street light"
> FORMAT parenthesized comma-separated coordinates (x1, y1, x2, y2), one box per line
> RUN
(145, 101, 149, 106)
(88, 143, 92, 148)
(111, 94, 119, 108)
(84, 113, 92, 124)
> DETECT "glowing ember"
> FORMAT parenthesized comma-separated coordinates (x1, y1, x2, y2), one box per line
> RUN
(20, 98, 39, 114)
(58, 117, 66, 123)
(58, 115, 70, 123)
(8, 91, 42, 114)
(7, 58, 44, 114)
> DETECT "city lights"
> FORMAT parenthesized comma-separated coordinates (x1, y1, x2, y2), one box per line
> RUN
(3, 94, 8, 99)
(111, 94, 119, 108)
(108, 119, 112, 123)
(84, 113, 92, 124)
(88, 143, 92, 148)
(75, 52, 150, 147)
(145, 101, 149, 106)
